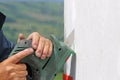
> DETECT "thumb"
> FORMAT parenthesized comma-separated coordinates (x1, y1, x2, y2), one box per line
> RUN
(7, 48, 33, 64)
(17, 33, 25, 42)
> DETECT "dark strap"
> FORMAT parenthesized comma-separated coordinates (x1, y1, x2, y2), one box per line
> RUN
(0, 12, 6, 30)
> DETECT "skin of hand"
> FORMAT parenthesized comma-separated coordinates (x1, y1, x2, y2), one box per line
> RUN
(18, 32, 53, 59)
(0, 48, 33, 80)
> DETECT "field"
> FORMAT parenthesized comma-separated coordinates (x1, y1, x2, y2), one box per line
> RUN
(0, 2, 64, 80)
(0, 2, 64, 42)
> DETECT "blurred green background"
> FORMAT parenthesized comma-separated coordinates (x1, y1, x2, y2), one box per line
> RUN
(0, 1, 64, 80)
(0, 2, 64, 42)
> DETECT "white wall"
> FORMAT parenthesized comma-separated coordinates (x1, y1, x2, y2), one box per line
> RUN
(64, 0, 120, 80)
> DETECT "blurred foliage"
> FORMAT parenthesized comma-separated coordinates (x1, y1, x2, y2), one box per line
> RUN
(0, 2, 63, 80)
(0, 2, 64, 43)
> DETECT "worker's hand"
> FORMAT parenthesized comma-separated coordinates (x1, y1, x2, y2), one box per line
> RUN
(18, 32, 53, 59)
(0, 48, 33, 80)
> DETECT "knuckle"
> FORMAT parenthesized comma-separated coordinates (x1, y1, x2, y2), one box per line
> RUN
(6, 65, 14, 72)
(21, 78, 26, 80)
(37, 49, 42, 53)
(45, 41, 50, 47)
(21, 78, 27, 80)
(25, 71, 28, 76)
(41, 55, 46, 59)
(49, 49, 52, 55)
(45, 43, 49, 48)
(49, 48, 52, 53)
(41, 37, 45, 40)
(36, 47, 42, 53)
(46, 39, 52, 46)
(43, 51, 47, 55)
(45, 38, 50, 42)
(10, 72, 16, 77)
(33, 32, 39, 35)
(33, 42, 37, 46)
(22, 64, 27, 70)
(40, 37, 45, 43)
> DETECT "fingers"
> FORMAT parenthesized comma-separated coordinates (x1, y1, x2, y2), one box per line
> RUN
(2, 63, 28, 80)
(36, 38, 52, 59)
(9, 70, 27, 80)
(47, 40, 53, 57)
(42, 39, 52, 58)
(6, 48, 33, 64)
(27, 32, 40, 49)
(10, 70, 28, 77)
(10, 64, 28, 79)
(26, 32, 53, 59)
(14, 64, 27, 71)
(12, 77, 26, 80)
(41, 40, 49, 59)
(5, 64, 27, 72)
(11, 64, 28, 80)
(35, 37, 45, 58)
